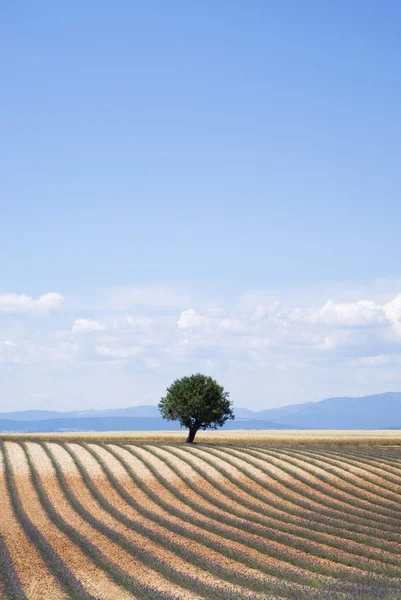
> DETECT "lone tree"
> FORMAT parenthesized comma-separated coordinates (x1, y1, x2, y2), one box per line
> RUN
(158, 373, 234, 443)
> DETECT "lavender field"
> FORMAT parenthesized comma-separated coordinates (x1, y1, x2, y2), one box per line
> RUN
(1, 440, 401, 599)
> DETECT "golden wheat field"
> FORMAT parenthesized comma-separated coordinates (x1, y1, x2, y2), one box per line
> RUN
(1, 440, 401, 599)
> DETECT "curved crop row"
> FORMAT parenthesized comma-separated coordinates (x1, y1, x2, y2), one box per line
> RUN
(44, 441, 273, 600)
(127, 444, 401, 577)
(1, 440, 400, 599)
(0, 533, 27, 600)
(0, 441, 98, 600)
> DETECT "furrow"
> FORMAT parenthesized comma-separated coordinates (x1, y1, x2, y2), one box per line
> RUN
(63, 442, 287, 600)
(242, 447, 401, 516)
(1, 442, 99, 600)
(145, 445, 401, 586)
(168, 445, 401, 577)
(206, 445, 401, 525)
(286, 447, 401, 499)
(168, 444, 396, 537)
(154, 444, 401, 563)
(5, 438, 401, 600)
(313, 446, 401, 468)
(98, 443, 343, 591)
(229, 448, 401, 560)
(43, 442, 205, 600)
(96, 440, 398, 598)
(320, 447, 401, 481)
(186, 444, 400, 530)
(0, 450, 64, 600)
(0, 452, 66, 600)
(83, 441, 334, 599)
(139, 443, 401, 554)
(143, 444, 401, 546)
(0, 532, 27, 600)
(28, 441, 175, 600)
(22, 441, 155, 600)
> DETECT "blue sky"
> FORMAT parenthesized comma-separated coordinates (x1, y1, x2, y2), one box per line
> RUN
(1, 2, 401, 411)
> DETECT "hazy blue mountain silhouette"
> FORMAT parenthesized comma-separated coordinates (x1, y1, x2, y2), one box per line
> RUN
(0, 405, 160, 421)
(0, 416, 292, 433)
(241, 392, 401, 429)
(1, 392, 401, 432)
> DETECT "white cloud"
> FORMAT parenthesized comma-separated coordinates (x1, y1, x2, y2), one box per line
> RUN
(6, 283, 401, 411)
(306, 299, 386, 327)
(72, 319, 105, 334)
(0, 292, 64, 315)
(383, 295, 401, 334)
(177, 309, 206, 329)
(96, 345, 143, 359)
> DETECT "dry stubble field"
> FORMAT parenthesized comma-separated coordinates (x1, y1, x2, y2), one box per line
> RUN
(1, 434, 401, 599)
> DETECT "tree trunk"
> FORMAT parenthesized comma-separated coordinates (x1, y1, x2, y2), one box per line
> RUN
(186, 427, 197, 443)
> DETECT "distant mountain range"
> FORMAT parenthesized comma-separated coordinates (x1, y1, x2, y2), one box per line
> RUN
(1, 392, 401, 433)
(236, 392, 401, 429)
(0, 416, 291, 434)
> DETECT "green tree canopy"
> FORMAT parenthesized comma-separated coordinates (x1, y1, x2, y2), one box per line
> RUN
(158, 373, 234, 443)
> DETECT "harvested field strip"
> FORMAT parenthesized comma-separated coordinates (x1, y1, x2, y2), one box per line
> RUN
(233, 447, 401, 528)
(282, 447, 401, 489)
(184, 444, 400, 530)
(0, 442, 98, 600)
(96, 444, 334, 590)
(378, 451, 401, 462)
(241, 446, 401, 516)
(22, 441, 156, 600)
(2, 441, 401, 599)
(0, 452, 66, 600)
(62, 442, 286, 600)
(262, 446, 401, 507)
(29, 443, 184, 600)
(102, 443, 345, 588)
(141, 444, 401, 564)
(20, 441, 144, 600)
(233, 449, 401, 548)
(220, 447, 401, 536)
(292, 448, 401, 511)
(354, 451, 401, 475)
(142, 444, 401, 547)
(302, 447, 401, 475)
(194, 445, 401, 525)
(0, 533, 27, 600)
(170, 446, 401, 577)
(319, 447, 401, 480)
(73, 443, 322, 599)
(83, 444, 401, 590)
(141, 443, 401, 557)
(310, 448, 401, 476)
(111, 443, 353, 584)
(39, 442, 212, 600)
(166, 444, 397, 540)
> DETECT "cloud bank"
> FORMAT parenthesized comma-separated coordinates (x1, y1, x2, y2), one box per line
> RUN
(0, 292, 64, 315)
(2, 284, 401, 410)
